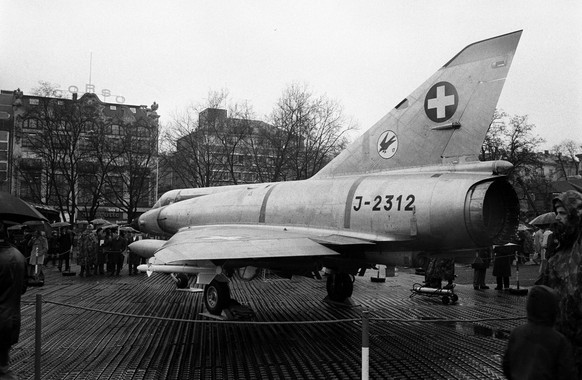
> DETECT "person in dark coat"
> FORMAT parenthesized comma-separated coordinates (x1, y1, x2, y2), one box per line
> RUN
(424, 257, 455, 289)
(95, 228, 106, 275)
(106, 230, 127, 276)
(28, 230, 48, 282)
(127, 232, 141, 275)
(503, 285, 577, 379)
(77, 224, 98, 277)
(492, 243, 515, 290)
(47, 231, 59, 267)
(58, 227, 74, 272)
(472, 247, 490, 290)
(0, 222, 27, 378)
(542, 190, 582, 376)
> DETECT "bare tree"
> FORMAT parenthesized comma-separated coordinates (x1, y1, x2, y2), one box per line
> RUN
(99, 119, 158, 224)
(551, 139, 582, 179)
(481, 110, 546, 215)
(31, 81, 63, 98)
(78, 122, 124, 221)
(162, 90, 254, 187)
(162, 104, 223, 188)
(17, 95, 102, 222)
(264, 83, 355, 181)
(205, 102, 254, 185)
(162, 85, 353, 188)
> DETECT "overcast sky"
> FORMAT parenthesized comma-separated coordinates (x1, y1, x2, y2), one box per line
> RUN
(1, 0, 580, 150)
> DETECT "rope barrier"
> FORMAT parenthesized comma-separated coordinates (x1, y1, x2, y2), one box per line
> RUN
(25, 299, 527, 325)
(36, 299, 360, 325)
(371, 316, 527, 323)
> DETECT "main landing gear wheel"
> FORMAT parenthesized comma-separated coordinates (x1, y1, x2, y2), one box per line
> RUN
(326, 273, 354, 302)
(204, 280, 230, 315)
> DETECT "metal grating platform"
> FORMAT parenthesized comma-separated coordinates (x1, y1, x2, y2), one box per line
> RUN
(10, 264, 536, 379)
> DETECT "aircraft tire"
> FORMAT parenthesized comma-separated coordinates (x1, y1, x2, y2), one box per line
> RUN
(442, 295, 450, 305)
(204, 280, 230, 315)
(176, 274, 189, 289)
(326, 273, 354, 302)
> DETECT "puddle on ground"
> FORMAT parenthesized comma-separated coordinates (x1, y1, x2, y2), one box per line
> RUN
(455, 323, 511, 340)
(417, 317, 511, 340)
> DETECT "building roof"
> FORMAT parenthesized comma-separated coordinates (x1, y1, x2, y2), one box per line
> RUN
(551, 178, 582, 193)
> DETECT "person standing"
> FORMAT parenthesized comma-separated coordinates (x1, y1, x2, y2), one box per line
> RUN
(492, 243, 514, 290)
(472, 248, 490, 290)
(0, 221, 27, 379)
(424, 257, 455, 289)
(518, 228, 534, 263)
(106, 230, 127, 276)
(46, 231, 58, 267)
(538, 225, 555, 275)
(58, 227, 74, 272)
(95, 228, 106, 275)
(502, 285, 577, 379)
(542, 190, 582, 377)
(532, 226, 544, 264)
(28, 230, 48, 283)
(127, 232, 143, 275)
(77, 225, 98, 277)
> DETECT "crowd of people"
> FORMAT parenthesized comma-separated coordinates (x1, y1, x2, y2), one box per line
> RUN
(503, 190, 582, 379)
(5, 223, 144, 281)
(1, 219, 149, 378)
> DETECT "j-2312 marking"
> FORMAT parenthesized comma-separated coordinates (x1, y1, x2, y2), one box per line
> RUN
(352, 194, 416, 212)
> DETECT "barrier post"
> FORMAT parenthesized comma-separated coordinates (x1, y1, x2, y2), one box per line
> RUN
(35, 294, 42, 380)
(361, 310, 369, 380)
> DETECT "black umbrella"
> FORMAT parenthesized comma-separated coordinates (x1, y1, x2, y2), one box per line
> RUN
(529, 212, 556, 226)
(24, 220, 53, 235)
(90, 218, 109, 225)
(0, 192, 47, 224)
(51, 221, 71, 228)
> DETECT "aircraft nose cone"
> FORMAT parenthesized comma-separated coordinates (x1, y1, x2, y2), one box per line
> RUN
(138, 207, 165, 236)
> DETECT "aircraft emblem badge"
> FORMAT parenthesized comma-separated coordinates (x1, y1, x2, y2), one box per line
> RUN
(424, 81, 458, 123)
(377, 130, 398, 159)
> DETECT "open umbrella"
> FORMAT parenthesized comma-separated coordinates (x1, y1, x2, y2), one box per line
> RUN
(90, 218, 109, 225)
(119, 226, 139, 233)
(51, 221, 71, 228)
(24, 220, 53, 235)
(529, 212, 556, 226)
(0, 191, 47, 224)
(7, 224, 25, 231)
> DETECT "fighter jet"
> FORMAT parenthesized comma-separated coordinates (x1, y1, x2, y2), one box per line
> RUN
(132, 31, 522, 315)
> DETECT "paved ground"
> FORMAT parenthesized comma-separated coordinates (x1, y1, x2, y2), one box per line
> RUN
(10, 261, 540, 379)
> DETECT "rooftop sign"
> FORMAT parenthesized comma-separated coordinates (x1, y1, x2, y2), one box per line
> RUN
(54, 84, 126, 104)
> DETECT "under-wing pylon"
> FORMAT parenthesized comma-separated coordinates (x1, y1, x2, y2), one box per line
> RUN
(131, 31, 522, 316)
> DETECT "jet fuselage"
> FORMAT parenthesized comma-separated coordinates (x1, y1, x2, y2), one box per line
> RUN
(139, 168, 518, 259)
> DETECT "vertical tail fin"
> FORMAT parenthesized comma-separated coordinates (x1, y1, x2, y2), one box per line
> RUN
(315, 30, 522, 178)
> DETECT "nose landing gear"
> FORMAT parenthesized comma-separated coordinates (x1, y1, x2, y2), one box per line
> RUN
(203, 279, 231, 315)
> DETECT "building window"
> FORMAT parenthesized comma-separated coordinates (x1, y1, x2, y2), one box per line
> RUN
(0, 163, 6, 181)
(110, 105, 117, 111)
(29, 98, 39, 105)
(0, 131, 8, 182)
